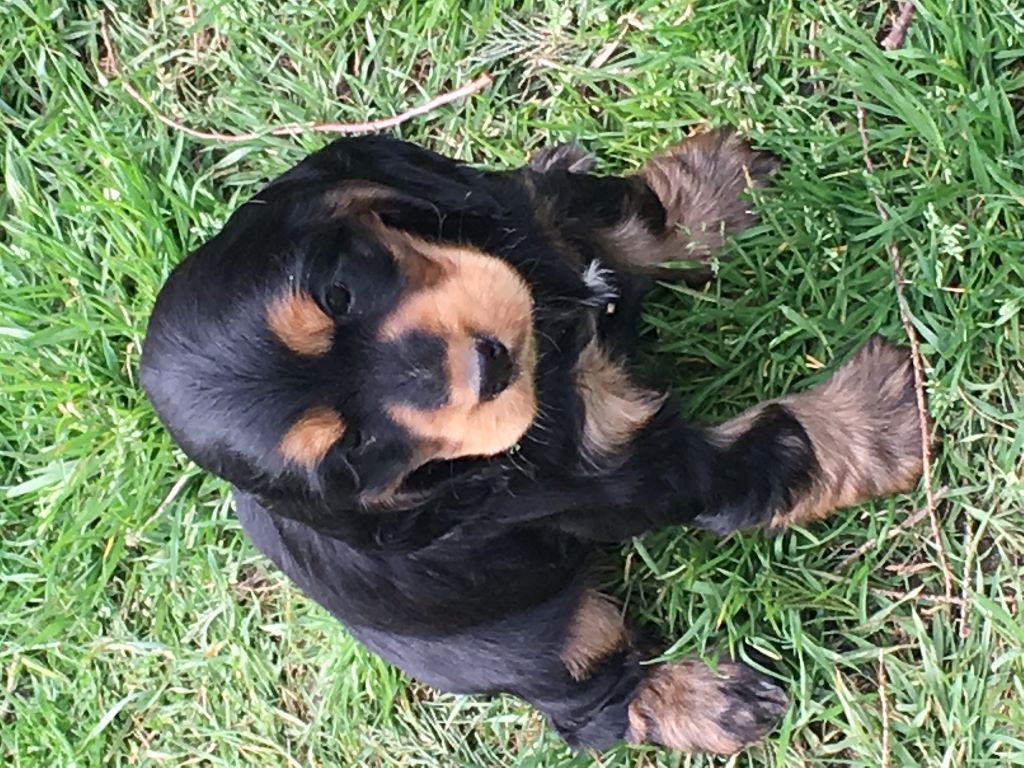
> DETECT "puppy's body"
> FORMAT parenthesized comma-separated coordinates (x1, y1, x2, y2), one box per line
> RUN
(141, 133, 923, 753)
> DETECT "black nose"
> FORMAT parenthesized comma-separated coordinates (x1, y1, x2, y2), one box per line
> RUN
(476, 336, 514, 401)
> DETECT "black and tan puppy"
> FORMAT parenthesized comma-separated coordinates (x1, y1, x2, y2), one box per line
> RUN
(140, 131, 923, 753)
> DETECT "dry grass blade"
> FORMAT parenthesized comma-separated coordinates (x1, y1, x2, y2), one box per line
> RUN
(854, 104, 954, 609)
(878, 649, 891, 768)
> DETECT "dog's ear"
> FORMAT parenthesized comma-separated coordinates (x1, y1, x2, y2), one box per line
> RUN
(255, 135, 501, 219)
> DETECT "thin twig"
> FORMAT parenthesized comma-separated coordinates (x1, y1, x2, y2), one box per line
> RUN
(959, 514, 973, 638)
(838, 487, 948, 569)
(878, 649, 891, 768)
(153, 473, 190, 519)
(854, 6, 957, 617)
(98, 12, 492, 143)
(872, 586, 966, 607)
(589, 13, 641, 69)
(881, 2, 917, 51)
(855, 104, 953, 605)
(820, 572, 966, 606)
(885, 561, 933, 577)
(184, 0, 199, 57)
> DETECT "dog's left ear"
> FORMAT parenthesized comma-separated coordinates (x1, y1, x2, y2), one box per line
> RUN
(256, 135, 501, 219)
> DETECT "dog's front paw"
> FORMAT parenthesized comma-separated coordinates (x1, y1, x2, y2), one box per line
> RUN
(640, 129, 779, 260)
(627, 659, 788, 754)
(528, 142, 596, 174)
(772, 336, 926, 528)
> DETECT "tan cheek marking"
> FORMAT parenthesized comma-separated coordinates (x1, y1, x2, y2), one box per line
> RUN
(575, 341, 667, 468)
(560, 591, 629, 682)
(267, 291, 334, 356)
(278, 407, 346, 468)
(378, 230, 538, 460)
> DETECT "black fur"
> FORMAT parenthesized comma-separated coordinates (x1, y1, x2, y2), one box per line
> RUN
(141, 135, 815, 751)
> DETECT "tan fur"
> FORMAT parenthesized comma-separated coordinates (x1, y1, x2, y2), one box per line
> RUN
(627, 660, 787, 754)
(639, 130, 775, 260)
(574, 341, 667, 466)
(368, 219, 448, 291)
(325, 181, 422, 216)
(713, 338, 924, 528)
(599, 130, 776, 286)
(278, 406, 347, 468)
(560, 591, 629, 681)
(602, 214, 688, 269)
(378, 229, 537, 460)
(266, 290, 334, 356)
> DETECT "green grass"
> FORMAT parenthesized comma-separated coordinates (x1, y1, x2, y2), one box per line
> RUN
(1, 0, 1022, 765)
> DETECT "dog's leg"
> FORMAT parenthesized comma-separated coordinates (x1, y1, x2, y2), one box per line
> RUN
(540, 590, 787, 753)
(521, 336, 922, 541)
(520, 131, 774, 357)
(622, 129, 778, 281)
(527, 130, 776, 283)
(695, 336, 925, 534)
(625, 658, 789, 754)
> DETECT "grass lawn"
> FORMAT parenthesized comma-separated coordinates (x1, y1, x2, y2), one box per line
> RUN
(2, 1, 1022, 765)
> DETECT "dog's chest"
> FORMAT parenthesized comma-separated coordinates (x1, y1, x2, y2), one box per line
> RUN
(581, 259, 619, 316)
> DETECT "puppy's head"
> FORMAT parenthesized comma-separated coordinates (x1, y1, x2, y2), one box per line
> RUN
(141, 173, 537, 515)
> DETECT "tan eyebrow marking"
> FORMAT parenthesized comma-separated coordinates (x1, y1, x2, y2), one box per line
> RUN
(266, 290, 334, 356)
(278, 406, 346, 468)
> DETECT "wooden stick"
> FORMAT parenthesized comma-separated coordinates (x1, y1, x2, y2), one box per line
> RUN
(881, 2, 917, 51)
(98, 12, 492, 143)
(855, 105, 954, 610)
(838, 487, 948, 569)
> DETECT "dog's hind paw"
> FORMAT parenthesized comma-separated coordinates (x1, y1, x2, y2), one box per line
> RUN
(627, 659, 788, 754)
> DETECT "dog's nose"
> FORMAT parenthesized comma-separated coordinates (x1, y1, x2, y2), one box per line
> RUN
(476, 336, 514, 401)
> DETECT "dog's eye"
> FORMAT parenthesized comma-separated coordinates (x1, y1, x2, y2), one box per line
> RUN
(324, 282, 353, 316)
(338, 426, 364, 450)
